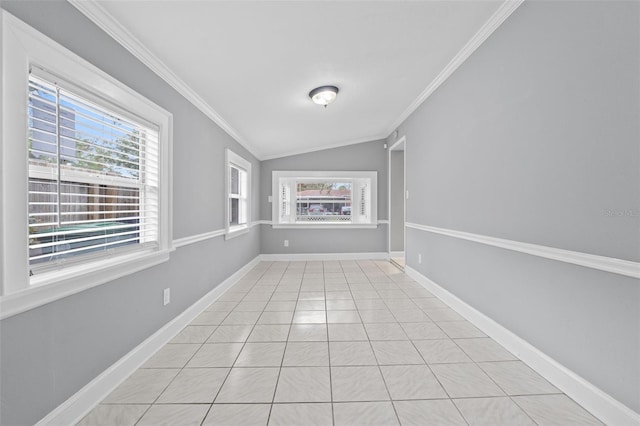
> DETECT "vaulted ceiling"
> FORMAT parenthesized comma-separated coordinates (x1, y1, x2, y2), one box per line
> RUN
(74, 1, 518, 159)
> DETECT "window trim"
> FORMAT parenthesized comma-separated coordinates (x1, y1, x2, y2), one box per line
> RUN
(225, 149, 251, 239)
(271, 170, 378, 229)
(1, 10, 173, 318)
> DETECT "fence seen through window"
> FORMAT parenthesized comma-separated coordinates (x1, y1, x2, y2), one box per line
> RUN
(28, 73, 159, 268)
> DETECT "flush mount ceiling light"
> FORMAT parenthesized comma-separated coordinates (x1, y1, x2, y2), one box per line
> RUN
(309, 85, 339, 107)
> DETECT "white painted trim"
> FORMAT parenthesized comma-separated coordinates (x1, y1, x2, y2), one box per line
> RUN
(404, 265, 640, 426)
(172, 222, 262, 249)
(272, 170, 378, 227)
(68, 1, 523, 163)
(407, 223, 640, 279)
(68, 0, 262, 160)
(390, 251, 405, 258)
(271, 225, 379, 230)
(1, 10, 173, 318)
(224, 226, 250, 240)
(0, 249, 173, 320)
(35, 256, 262, 426)
(387, 136, 406, 257)
(385, 0, 524, 136)
(257, 220, 389, 227)
(260, 252, 389, 262)
(172, 229, 226, 248)
(69, 0, 523, 162)
(225, 149, 252, 239)
(252, 220, 272, 227)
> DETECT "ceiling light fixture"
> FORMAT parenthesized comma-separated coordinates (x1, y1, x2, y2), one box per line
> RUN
(309, 85, 339, 107)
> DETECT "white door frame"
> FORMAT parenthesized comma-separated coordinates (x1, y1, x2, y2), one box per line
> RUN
(387, 136, 406, 259)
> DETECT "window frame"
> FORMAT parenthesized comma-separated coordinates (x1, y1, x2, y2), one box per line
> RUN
(225, 149, 251, 239)
(27, 69, 160, 272)
(272, 170, 378, 229)
(1, 10, 173, 319)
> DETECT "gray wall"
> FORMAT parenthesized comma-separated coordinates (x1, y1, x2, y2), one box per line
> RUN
(260, 141, 388, 254)
(390, 151, 405, 252)
(0, 2, 261, 425)
(396, 0, 639, 412)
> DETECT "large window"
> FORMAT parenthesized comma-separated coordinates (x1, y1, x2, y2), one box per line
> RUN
(1, 11, 172, 317)
(225, 149, 251, 238)
(272, 171, 377, 228)
(28, 71, 159, 271)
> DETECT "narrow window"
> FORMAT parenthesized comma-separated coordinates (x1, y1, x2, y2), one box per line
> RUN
(226, 149, 251, 238)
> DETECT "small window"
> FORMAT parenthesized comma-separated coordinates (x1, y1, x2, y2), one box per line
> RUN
(272, 171, 377, 228)
(226, 150, 251, 238)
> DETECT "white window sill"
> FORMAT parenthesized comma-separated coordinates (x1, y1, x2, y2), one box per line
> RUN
(272, 224, 378, 230)
(0, 248, 173, 320)
(225, 225, 250, 240)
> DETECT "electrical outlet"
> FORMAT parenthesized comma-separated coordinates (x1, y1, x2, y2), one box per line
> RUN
(406, 190, 409, 200)
(418, 254, 422, 264)
(163, 288, 170, 306)
(284, 240, 289, 247)
(268, 195, 273, 203)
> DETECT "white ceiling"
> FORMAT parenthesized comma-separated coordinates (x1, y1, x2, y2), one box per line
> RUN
(86, 1, 508, 160)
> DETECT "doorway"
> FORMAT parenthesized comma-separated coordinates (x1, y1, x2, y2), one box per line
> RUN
(388, 137, 406, 270)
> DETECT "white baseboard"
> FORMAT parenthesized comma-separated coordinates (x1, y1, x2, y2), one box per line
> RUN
(405, 265, 640, 426)
(36, 256, 261, 426)
(390, 251, 404, 258)
(260, 252, 389, 262)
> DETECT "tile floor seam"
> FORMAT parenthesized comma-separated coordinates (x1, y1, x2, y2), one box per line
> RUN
(324, 264, 337, 426)
(350, 269, 402, 426)
(265, 265, 290, 426)
(508, 396, 544, 426)
(206, 266, 268, 417)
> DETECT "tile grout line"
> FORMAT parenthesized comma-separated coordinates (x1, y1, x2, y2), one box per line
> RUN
(325, 262, 336, 426)
(447, 335, 540, 426)
(349, 260, 402, 425)
(198, 265, 270, 425)
(130, 298, 240, 425)
(385, 260, 472, 426)
(266, 260, 299, 423)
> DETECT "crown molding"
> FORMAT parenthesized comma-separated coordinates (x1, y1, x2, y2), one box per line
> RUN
(68, 0, 263, 160)
(385, 0, 524, 137)
(70, 0, 523, 162)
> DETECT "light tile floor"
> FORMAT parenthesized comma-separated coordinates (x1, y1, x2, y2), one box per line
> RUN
(78, 260, 603, 426)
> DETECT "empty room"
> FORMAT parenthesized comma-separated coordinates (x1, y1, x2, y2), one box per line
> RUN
(1, 1, 638, 425)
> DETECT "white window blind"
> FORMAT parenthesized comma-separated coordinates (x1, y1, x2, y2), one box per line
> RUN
(28, 71, 160, 271)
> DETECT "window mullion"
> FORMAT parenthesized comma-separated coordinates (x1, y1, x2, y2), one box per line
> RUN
(55, 85, 62, 228)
